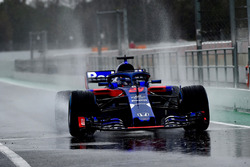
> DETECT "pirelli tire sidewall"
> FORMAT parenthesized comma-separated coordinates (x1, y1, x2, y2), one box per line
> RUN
(181, 85, 210, 131)
(55, 90, 72, 133)
(68, 91, 98, 137)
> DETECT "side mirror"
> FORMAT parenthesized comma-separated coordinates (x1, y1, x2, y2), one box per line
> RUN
(98, 82, 109, 86)
(151, 80, 161, 84)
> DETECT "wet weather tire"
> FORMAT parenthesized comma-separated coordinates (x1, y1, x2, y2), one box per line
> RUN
(55, 91, 72, 133)
(68, 91, 98, 138)
(181, 85, 210, 131)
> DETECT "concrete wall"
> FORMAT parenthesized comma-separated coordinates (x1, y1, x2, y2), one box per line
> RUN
(206, 87, 250, 112)
(10, 70, 250, 113)
(2, 46, 250, 111)
(12, 72, 85, 90)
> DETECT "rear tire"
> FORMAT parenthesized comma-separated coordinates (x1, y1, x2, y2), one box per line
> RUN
(181, 85, 210, 131)
(68, 91, 98, 138)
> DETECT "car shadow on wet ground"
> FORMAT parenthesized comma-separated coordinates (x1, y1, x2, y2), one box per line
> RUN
(69, 129, 210, 156)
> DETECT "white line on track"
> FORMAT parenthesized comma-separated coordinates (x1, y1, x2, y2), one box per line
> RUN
(211, 121, 250, 129)
(0, 77, 61, 92)
(0, 142, 31, 167)
(0, 135, 69, 141)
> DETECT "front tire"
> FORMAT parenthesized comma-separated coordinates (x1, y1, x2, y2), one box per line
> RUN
(55, 91, 71, 133)
(68, 91, 98, 138)
(181, 85, 210, 131)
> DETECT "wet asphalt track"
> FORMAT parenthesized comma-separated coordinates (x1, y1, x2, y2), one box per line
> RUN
(1, 81, 250, 167)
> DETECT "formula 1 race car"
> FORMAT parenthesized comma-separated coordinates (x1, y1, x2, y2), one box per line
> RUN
(55, 56, 210, 138)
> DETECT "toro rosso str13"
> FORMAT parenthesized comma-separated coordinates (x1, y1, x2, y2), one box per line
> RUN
(55, 56, 210, 138)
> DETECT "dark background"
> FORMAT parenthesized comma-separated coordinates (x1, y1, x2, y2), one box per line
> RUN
(0, 0, 232, 51)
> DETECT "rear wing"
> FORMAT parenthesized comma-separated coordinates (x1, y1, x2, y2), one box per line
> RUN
(85, 69, 146, 89)
(85, 70, 115, 89)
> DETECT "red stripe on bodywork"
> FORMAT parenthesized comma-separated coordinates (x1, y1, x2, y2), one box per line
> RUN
(92, 88, 123, 96)
(129, 87, 144, 93)
(148, 86, 167, 93)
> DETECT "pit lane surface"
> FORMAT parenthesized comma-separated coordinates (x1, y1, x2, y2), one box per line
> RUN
(1, 80, 250, 167)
